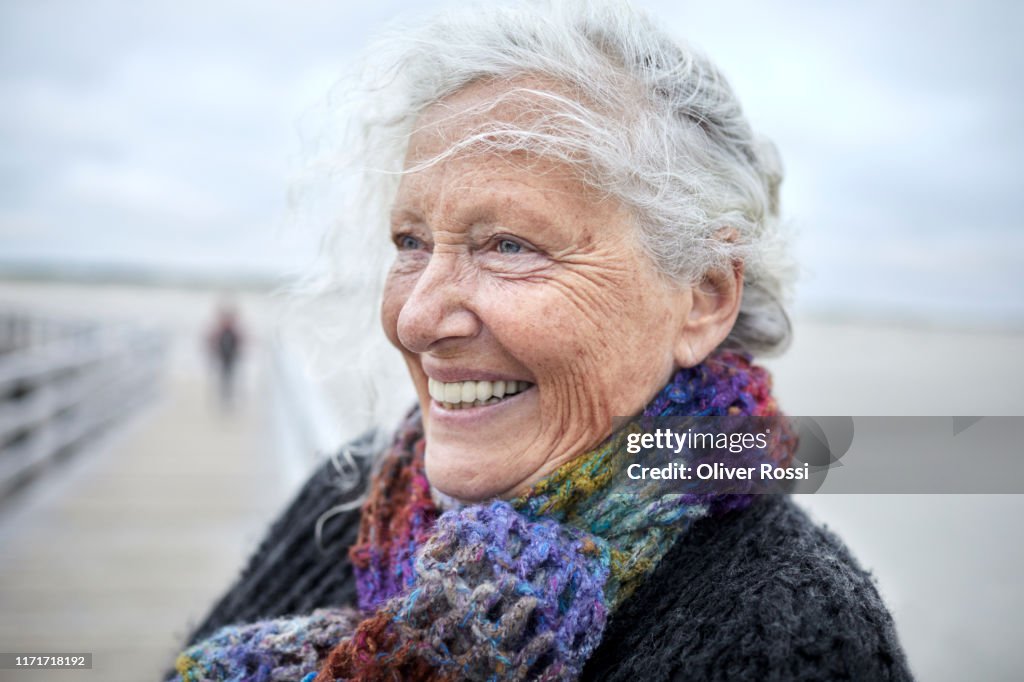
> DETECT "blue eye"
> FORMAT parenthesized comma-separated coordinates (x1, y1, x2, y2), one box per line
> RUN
(396, 234, 422, 250)
(496, 238, 522, 254)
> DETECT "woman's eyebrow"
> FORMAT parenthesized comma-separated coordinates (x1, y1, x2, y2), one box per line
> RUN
(391, 192, 563, 238)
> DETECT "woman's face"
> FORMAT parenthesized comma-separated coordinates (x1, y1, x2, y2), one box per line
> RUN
(381, 79, 707, 501)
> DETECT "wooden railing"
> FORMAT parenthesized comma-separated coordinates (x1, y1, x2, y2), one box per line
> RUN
(0, 311, 167, 499)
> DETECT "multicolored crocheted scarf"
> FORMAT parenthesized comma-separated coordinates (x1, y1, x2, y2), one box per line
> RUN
(174, 351, 793, 682)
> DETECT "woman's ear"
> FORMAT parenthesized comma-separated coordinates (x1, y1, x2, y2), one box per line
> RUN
(673, 260, 744, 367)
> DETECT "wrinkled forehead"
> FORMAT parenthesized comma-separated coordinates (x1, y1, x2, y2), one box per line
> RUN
(402, 74, 592, 169)
(393, 73, 630, 224)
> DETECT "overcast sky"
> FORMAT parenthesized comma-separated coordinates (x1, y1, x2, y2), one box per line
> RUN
(1, 0, 1021, 322)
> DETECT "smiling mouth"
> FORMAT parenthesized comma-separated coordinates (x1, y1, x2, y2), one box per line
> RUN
(427, 378, 534, 410)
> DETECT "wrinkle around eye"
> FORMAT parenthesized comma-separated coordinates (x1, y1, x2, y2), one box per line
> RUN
(388, 235, 431, 275)
(469, 232, 553, 274)
(476, 248, 552, 278)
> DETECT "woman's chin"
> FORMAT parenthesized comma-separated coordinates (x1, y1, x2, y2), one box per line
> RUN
(424, 453, 520, 502)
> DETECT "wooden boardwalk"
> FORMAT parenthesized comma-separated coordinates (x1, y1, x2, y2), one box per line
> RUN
(0, 360, 296, 681)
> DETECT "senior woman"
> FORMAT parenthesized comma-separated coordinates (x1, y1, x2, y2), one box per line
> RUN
(172, 2, 911, 680)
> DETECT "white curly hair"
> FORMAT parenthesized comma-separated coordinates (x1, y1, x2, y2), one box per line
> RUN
(294, 0, 795, 439)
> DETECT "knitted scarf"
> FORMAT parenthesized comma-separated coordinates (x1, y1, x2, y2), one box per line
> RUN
(174, 351, 792, 682)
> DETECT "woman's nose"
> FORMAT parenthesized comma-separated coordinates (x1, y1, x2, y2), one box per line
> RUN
(395, 252, 481, 354)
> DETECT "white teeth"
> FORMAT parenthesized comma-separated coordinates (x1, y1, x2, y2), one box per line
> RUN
(444, 382, 461, 403)
(476, 380, 492, 401)
(427, 377, 532, 409)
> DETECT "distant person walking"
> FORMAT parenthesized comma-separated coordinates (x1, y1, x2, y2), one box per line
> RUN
(207, 304, 243, 409)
